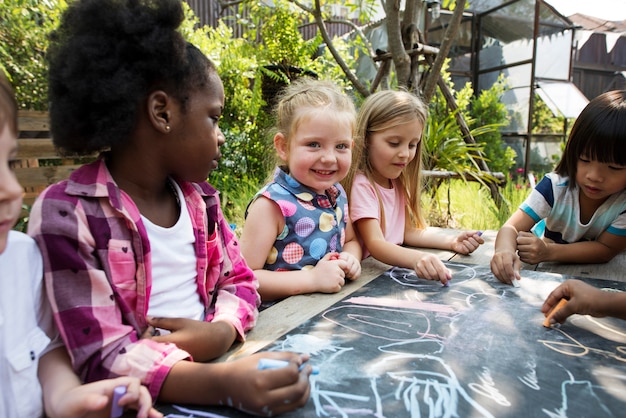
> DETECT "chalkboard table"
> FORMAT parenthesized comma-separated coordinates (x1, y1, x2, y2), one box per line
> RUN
(159, 262, 626, 417)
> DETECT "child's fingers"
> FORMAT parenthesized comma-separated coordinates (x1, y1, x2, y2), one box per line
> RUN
(324, 252, 340, 261)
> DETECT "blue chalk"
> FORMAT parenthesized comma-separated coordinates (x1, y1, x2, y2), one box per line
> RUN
(257, 358, 319, 375)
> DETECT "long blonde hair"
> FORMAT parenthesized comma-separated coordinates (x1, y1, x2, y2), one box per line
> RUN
(343, 89, 428, 230)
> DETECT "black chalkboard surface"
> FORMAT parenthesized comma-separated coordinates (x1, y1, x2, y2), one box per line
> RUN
(160, 262, 626, 417)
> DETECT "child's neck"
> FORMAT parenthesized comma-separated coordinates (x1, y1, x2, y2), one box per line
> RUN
(372, 174, 392, 189)
(578, 189, 608, 224)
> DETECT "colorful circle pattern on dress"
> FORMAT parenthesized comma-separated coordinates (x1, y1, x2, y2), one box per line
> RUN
(329, 234, 338, 252)
(277, 200, 297, 217)
(277, 224, 289, 240)
(267, 246, 278, 264)
(319, 212, 335, 232)
(283, 242, 304, 264)
(310, 238, 328, 260)
(295, 217, 315, 237)
(296, 191, 313, 202)
(300, 200, 315, 211)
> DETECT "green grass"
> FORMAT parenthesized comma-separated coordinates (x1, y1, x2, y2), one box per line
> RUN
(422, 177, 533, 230)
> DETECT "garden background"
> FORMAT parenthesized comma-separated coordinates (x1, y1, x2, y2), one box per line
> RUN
(1, 0, 570, 233)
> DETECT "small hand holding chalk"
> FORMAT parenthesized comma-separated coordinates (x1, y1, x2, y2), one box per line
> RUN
(543, 298, 568, 328)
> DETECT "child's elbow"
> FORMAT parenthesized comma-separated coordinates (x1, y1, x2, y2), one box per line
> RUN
(594, 244, 622, 263)
(596, 252, 618, 264)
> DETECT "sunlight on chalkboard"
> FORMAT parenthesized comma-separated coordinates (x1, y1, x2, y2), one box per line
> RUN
(576, 316, 626, 344)
(258, 262, 626, 417)
(594, 364, 626, 402)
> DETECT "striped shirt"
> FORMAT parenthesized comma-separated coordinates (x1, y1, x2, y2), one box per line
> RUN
(520, 172, 626, 243)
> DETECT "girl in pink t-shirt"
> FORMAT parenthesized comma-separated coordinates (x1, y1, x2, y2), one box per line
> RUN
(343, 90, 484, 285)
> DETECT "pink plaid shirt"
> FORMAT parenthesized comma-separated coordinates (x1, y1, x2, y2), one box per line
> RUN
(27, 157, 259, 397)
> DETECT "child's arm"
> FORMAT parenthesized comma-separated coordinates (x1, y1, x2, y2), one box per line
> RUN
(338, 216, 362, 280)
(142, 317, 237, 363)
(355, 218, 451, 284)
(241, 197, 348, 301)
(491, 209, 536, 284)
(517, 230, 626, 265)
(403, 227, 484, 254)
(542, 279, 626, 323)
(158, 352, 312, 415)
(39, 346, 161, 418)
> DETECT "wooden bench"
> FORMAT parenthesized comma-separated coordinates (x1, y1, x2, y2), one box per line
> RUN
(16, 110, 87, 206)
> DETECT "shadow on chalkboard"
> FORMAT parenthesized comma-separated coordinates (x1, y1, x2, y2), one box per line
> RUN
(158, 262, 626, 417)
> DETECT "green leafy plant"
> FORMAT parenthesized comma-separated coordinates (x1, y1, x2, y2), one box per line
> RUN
(532, 94, 566, 134)
(0, 0, 67, 110)
(257, 2, 321, 70)
(467, 74, 516, 174)
(424, 73, 506, 188)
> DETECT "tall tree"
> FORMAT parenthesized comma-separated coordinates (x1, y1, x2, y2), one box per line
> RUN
(288, 0, 466, 100)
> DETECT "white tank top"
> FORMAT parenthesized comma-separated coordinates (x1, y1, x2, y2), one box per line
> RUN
(142, 181, 204, 332)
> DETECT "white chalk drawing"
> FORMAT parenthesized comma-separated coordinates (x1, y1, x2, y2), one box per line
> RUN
(162, 265, 626, 417)
(263, 264, 626, 417)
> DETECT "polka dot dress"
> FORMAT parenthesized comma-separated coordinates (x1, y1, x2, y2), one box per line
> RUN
(253, 167, 349, 271)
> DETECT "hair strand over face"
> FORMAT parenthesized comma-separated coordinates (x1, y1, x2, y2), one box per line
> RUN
(555, 90, 626, 185)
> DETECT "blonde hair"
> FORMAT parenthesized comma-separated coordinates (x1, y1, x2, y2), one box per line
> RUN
(272, 78, 356, 165)
(343, 89, 429, 229)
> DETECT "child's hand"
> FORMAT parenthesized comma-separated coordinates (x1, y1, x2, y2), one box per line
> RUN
(516, 231, 549, 264)
(48, 376, 162, 418)
(541, 280, 603, 324)
(338, 251, 362, 280)
(451, 231, 484, 255)
(490, 249, 521, 285)
(144, 318, 237, 362)
(215, 352, 311, 416)
(413, 253, 451, 285)
(311, 252, 347, 293)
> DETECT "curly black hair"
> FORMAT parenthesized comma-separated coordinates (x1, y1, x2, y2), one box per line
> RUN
(47, 0, 215, 155)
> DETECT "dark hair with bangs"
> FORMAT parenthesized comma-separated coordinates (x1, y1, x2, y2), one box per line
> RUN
(0, 72, 18, 137)
(47, 0, 216, 156)
(555, 90, 626, 187)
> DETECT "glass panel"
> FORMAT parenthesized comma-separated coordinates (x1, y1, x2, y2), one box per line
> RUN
(479, 64, 532, 133)
(528, 134, 563, 173)
(478, 0, 536, 70)
(536, 81, 589, 118)
(502, 136, 527, 171)
(538, 1, 572, 32)
(451, 75, 472, 92)
(504, 134, 563, 176)
(535, 30, 572, 80)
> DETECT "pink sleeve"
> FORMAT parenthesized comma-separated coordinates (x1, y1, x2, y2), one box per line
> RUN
(349, 174, 381, 223)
